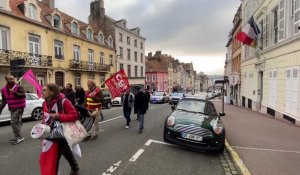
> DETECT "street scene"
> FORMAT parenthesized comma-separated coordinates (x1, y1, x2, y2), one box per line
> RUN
(1, 0, 300, 175)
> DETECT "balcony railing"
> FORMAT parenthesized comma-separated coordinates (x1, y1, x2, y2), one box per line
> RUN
(0, 49, 52, 67)
(69, 60, 111, 72)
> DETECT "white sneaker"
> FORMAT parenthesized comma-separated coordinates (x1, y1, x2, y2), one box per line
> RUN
(125, 125, 129, 129)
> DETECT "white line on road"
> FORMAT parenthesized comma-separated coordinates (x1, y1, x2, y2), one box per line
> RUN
(144, 139, 173, 146)
(231, 146, 300, 154)
(99, 116, 123, 124)
(129, 149, 145, 162)
(149, 107, 155, 109)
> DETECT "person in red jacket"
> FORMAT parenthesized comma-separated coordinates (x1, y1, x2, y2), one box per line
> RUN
(40, 83, 79, 175)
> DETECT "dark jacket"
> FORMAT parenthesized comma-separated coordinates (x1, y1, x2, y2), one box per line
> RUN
(75, 88, 85, 105)
(65, 89, 76, 105)
(121, 93, 134, 109)
(134, 91, 149, 114)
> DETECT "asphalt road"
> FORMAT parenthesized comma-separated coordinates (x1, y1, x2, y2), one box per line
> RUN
(0, 103, 226, 175)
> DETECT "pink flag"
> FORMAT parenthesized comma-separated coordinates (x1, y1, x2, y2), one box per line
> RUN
(23, 69, 42, 98)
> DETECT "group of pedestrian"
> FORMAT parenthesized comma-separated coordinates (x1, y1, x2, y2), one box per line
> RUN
(121, 87, 149, 133)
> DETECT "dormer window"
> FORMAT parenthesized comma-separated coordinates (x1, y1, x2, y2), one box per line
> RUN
(108, 37, 113, 48)
(28, 3, 37, 20)
(123, 21, 126, 28)
(72, 22, 79, 35)
(87, 29, 93, 40)
(99, 33, 104, 43)
(53, 14, 61, 28)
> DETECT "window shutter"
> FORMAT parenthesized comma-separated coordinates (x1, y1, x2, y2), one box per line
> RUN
(278, 0, 285, 40)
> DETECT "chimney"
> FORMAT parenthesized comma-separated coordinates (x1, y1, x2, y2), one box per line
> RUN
(148, 52, 152, 58)
(89, 0, 105, 27)
(156, 51, 162, 56)
(42, 0, 55, 9)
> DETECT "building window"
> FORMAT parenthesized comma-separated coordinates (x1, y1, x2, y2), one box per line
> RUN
(140, 42, 143, 49)
(89, 73, 95, 80)
(119, 47, 123, 59)
(88, 49, 94, 64)
(152, 74, 156, 82)
(109, 54, 113, 65)
(141, 67, 144, 77)
(74, 73, 81, 86)
(73, 45, 80, 61)
(87, 29, 93, 40)
(146, 75, 150, 82)
(294, 0, 300, 34)
(278, 0, 285, 41)
(100, 74, 105, 84)
(54, 40, 64, 59)
(134, 51, 138, 62)
(55, 72, 64, 87)
(119, 33, 123, 42)
(99, 33, 104, 43)
(127, 49, 131, 60)
(134, 39, 137, 47)
(72, 22, 79, 35)
(100, 52, 105, 65)
(134, 66, 138, 77)
(127, 65, 131, 77)
(259, 20, 264, 49)
(127, 36, 130, 45)
(53, 14, 61, 28)
(108, 37, 113, 47)
(0, 26, 9, 50)
(28, 3, 37, 20)
(120, 63, 123, 71)
(140, 53, 143, 63)
(273, 6, 279, 44)
(29, 35, 40, 56)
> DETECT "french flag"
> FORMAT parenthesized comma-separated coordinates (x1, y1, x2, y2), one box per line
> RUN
(236, 16, 260, 48)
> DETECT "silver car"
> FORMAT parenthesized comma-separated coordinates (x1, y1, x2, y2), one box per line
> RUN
(0, 93, 44, 122)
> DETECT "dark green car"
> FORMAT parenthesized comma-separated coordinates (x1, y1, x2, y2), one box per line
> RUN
(164, 97, 226, 152)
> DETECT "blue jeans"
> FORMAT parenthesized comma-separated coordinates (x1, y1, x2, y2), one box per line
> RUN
(137, 110, 144, 130)
(123, 107, 132, 126)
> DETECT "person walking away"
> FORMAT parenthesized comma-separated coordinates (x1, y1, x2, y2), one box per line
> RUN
(230, 93, 234, 105)
(75, 85, 85, 106)
(0, 75, 26, 145)
(83, 80, 103, 141)
(121, 90, 134, 129)
(134, 88, 148, 133)
(145, 89, 151, 102)
(65, 83, 76, 106)
(40, 83, 79, 175)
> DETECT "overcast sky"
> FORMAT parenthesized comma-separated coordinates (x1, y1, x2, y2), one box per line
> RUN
(56, 0, 241, 75)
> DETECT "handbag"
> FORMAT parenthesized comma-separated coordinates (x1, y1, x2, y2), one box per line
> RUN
(46, 120, 65, 142)
(62, 120, 87, 148)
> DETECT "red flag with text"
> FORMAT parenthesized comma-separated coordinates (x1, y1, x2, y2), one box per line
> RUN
(105, 69, 130, 99)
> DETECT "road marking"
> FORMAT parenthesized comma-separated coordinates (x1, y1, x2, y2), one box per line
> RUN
(129, 149, 145, 162)
(102, 160, 122, 175)
(231, 146, 300, 154)
(149, 107, 155, 109)
(99, 116, 123, 124)
(144, 139, 173, 146)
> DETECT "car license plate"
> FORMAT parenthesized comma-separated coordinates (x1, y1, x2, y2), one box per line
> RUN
(182, 133, 202, 141)
(113, 101, 119, 104)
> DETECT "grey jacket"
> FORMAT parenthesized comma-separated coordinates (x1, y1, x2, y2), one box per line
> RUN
(121, 93, 135, 109)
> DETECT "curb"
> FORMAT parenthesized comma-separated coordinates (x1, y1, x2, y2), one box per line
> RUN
(225, 139, 251, 175)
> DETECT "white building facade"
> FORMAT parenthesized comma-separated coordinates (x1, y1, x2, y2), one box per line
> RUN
(241, 0, 300, 125)
(115, 19, 146, 92)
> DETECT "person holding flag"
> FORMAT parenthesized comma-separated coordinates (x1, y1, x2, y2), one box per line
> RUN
(0, 75, 26, 145)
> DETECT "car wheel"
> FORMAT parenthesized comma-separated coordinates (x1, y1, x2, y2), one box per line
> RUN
(31, 107, 43, 121)
(107, 102, 112, 109)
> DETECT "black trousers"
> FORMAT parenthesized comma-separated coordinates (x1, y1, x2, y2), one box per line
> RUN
(123, 107, 132, 126)
(56, 140, 79, 174)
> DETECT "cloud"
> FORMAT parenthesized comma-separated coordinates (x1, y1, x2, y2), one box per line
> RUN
(56, 0, 241, 74)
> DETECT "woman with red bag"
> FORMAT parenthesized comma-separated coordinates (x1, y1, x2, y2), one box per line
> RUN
(39, 83, 80, 175)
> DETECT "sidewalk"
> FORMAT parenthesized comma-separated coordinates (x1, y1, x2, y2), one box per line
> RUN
(214, 101, 300, 175)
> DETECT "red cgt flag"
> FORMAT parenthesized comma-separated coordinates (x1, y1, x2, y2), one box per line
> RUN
(105, 69, 130, 99)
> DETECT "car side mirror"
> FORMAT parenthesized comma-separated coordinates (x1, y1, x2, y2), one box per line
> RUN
(219, 113, 225, 117)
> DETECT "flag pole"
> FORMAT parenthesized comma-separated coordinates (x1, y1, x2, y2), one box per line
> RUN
(12, 76, 24, 90)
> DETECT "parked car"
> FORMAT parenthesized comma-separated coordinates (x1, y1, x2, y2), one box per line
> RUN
(102, 89, 112, 109)
(112, 96, 122, 106)
(0, 93, 44, 123)
(150, 92, 169, 103)
(164, 97, 226, 152)
(169, 92, 185, 105)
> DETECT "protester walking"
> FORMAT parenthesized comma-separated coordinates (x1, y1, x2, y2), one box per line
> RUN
(134, 88, 148, 133)
(83, 80, 103, 141)
(75, 85, 85, 106)
(39, 83, 79, 175)
(65, 83, 76, 106)
(230, 93, 234, 105)
(0, 75, 26, 145)
(121, 90, 134, 129)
